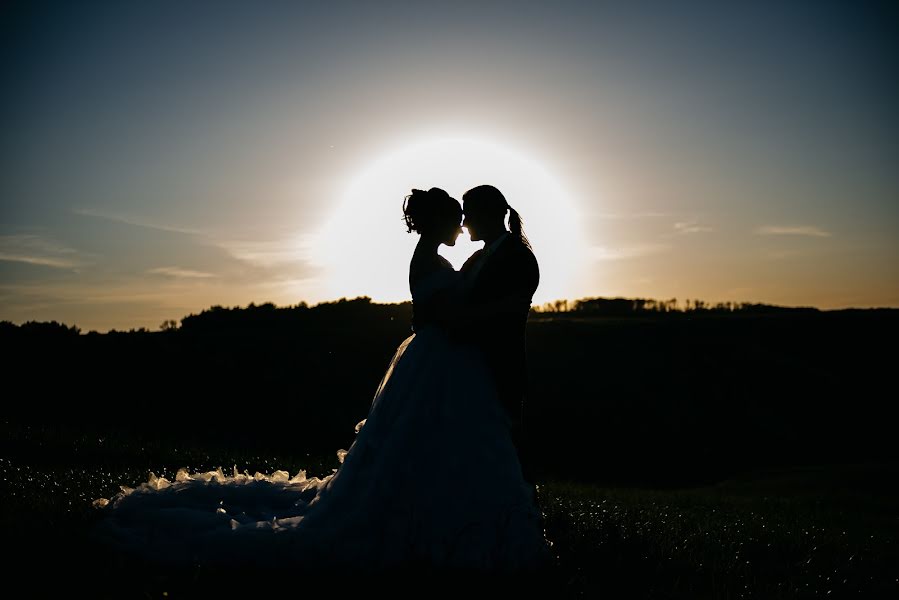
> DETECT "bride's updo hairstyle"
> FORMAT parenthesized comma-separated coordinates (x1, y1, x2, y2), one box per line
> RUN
(462, 184, 532, 249)
(403, 187, 462, 235)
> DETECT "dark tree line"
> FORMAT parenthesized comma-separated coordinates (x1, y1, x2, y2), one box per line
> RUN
(2, 298, 896, 485)
(533, 296, 822, 317)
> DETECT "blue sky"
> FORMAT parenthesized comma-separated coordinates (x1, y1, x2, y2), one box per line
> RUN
(2, 1, 897, 331)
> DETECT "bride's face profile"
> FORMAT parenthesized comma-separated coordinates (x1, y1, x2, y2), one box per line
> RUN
(435, 211, 462, 246)
(438, 213, 463, 247)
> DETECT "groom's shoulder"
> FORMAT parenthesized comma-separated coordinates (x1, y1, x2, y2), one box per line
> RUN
(461, 249, 486, 272)
(507, 238, 539, 287)
(505, 236, 538, 264)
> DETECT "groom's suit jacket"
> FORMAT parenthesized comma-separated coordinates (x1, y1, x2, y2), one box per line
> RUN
(460, 233, 539, 432)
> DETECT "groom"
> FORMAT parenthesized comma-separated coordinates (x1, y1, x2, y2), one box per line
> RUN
(457, 184, 540, 486)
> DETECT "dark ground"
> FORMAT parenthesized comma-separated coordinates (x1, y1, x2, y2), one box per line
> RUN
(2, 304, 897, 597)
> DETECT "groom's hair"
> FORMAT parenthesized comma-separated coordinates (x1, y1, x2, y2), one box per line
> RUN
(463, 185, 532, 250)
(463, 185, 507, 215)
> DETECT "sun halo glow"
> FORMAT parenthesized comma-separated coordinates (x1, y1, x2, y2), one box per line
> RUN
(316, 137, 584, 305)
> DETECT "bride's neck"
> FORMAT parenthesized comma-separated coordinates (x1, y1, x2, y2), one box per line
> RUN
(410, 236, 444, 286)
(415, 235, 442, 255)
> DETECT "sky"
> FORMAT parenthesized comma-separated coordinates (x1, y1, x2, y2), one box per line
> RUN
(2, 0, 897, 332)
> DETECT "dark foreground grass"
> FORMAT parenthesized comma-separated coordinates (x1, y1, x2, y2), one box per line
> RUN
(2, 425, 897, 599)
(542, 470, 899, 598)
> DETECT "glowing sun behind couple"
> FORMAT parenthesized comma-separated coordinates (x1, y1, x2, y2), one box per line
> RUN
(92, 183, 554, 575)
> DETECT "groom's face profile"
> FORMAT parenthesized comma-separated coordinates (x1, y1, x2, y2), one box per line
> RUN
(462, 205, 484, 242)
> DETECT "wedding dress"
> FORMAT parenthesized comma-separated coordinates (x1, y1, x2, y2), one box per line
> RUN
(91, 257, 551, 573)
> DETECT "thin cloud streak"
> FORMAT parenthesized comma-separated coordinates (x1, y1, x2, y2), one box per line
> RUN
(0, 253, 81, 269)
(71, 207, 207, 236)
(755, 225, 832, 238)
(214, 234, 319, 269)
(0, 280, 193, 306)
(589, 243, 670, 261)
(147, 266, 217, 279)
(593, 211, 669, 220)
(0, 234, 89, 269)
(674, 221, 713, 234)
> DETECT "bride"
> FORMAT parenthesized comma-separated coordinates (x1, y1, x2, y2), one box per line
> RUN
(91, 187, 552, 578)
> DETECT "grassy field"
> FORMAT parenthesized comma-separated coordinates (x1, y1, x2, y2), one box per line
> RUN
(2, 424, 896, 599)
(542, 471, 898, 598)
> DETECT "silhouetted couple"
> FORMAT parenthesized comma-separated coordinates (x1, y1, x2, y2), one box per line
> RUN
(91, 184, 550, 578)
(311, 183, 548, 568)
(405, 184, 540, 488)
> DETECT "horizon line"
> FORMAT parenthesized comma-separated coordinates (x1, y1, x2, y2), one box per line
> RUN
(3, 293, 898, 334)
